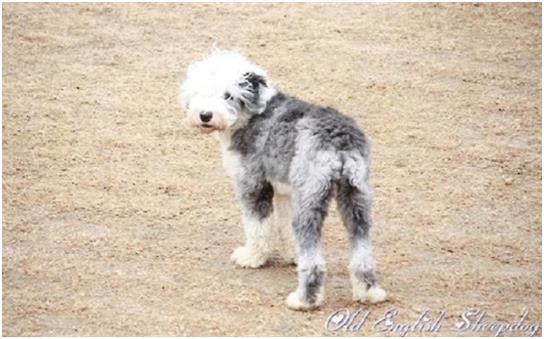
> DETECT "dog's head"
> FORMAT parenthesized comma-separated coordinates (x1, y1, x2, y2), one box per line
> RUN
(179, 50, 276, 134)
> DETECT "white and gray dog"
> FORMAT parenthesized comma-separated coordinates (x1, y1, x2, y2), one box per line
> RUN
(179, 50, 387, 310)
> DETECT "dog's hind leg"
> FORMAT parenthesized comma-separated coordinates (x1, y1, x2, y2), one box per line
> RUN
(231, 179, 275, 268)
(336, 155, 387, 304)
(286, 177, 333, 310)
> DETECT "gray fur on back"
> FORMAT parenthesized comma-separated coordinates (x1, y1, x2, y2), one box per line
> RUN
(230, 91, 371, 188)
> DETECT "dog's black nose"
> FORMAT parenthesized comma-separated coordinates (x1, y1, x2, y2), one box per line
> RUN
(200, 111, 213, 123)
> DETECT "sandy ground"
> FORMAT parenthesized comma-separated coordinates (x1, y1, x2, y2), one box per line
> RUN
(2, 3, 542, 336)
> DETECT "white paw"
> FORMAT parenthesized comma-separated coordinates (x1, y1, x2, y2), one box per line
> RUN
(230, 246, 267, 268)
(368, 286, 387, 303)
(353, 285, 387, 304)
(286, 290, 323, 311)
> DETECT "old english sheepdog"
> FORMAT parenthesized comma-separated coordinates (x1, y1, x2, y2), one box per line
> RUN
(179, 50, 387, 310)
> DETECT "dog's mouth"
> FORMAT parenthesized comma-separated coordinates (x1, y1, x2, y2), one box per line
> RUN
(198, 123, 216, 133)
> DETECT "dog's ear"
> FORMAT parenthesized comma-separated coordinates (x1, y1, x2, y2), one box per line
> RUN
(237, 72, 268, 114)
(244, 72, 267, 89)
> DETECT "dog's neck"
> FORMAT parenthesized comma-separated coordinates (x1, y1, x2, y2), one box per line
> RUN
(215, 129, 233, 150)
(215, 91, 287, 152)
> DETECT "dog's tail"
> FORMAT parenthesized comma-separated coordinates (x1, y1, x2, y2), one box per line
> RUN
(338, 151, 372, 197)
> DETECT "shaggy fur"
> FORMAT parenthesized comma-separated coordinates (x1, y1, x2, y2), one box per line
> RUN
(179, 50, 387, 310)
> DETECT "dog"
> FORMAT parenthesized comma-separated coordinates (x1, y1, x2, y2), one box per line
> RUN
(179, 50, 387, 310)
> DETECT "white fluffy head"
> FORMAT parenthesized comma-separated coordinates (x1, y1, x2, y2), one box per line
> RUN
(179, 50, 277, 133)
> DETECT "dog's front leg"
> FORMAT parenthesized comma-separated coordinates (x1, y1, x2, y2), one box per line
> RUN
(230, 178, 274, 268)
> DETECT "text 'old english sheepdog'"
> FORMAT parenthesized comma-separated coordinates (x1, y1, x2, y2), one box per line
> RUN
(179, 50, 387, 310)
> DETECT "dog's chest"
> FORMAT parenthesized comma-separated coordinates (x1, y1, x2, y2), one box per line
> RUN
(216, 131, 243, 179)
(221, 147, 242, 178)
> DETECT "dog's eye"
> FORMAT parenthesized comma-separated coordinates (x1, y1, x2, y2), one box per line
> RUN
(224, 92, 233, 100)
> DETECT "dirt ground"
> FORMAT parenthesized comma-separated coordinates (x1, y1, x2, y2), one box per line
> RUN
(2, 3, 541, 336)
